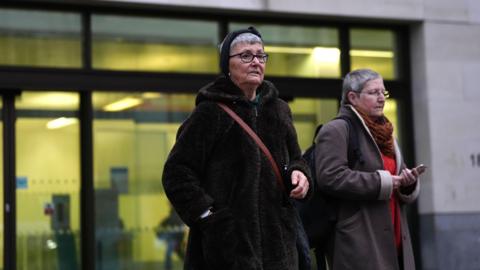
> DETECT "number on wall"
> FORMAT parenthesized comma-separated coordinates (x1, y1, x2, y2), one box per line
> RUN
(471, 153, 480, 167)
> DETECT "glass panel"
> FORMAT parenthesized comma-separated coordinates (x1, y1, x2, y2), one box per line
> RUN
(385, 98, 399, 143)
(289, 98, 339, 151)
(0, 8, 82, 68)
(230, 23, 340, 78)
(16, 92, 80, 269)
(92, 15, 219, 73)
(350, 28, 397, 80)
(93, 92, 194, 269)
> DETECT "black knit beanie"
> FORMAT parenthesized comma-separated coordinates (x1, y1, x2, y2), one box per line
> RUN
(219, 26, 262, 77)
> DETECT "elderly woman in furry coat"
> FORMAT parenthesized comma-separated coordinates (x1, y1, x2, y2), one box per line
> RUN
(162, 26, 312, 270)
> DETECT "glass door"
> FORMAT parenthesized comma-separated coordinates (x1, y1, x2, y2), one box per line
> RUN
(15, 91, 80, 270)
(92, 92, 194, 270)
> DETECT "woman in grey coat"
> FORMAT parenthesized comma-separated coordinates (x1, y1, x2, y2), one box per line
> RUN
(162, 26, 312, 270)
(316, 69, 421, 270)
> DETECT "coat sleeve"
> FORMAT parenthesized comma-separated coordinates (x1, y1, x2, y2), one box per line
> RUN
(162, 103, 219, 226)
(283, 104, 314, 200)
(397, 180, 420, 204)
(315, 120, 388, 200)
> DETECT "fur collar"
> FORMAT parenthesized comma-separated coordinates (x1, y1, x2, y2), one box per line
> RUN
(195, 76, 278, 106)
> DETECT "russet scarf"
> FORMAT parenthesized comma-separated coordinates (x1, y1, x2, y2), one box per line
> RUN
(356, 108, 395, 158)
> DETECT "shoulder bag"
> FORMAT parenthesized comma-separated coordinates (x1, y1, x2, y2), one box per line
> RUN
(217, 102, 312, 270)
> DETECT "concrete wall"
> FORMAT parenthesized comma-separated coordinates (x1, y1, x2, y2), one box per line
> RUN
(409, 2, 480, 269)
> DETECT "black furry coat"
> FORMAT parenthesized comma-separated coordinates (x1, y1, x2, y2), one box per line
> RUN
(162, 76, 312, 270)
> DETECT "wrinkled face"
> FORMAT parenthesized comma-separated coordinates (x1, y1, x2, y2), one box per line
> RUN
(348, 78, 386, 118)
(228, 42, 265, 91)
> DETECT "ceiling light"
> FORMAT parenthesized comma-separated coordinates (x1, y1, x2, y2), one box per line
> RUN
(350, 50, 394, 58)
(312, 47, 340, 63)
(103, 97, 142, 111)
(46, 117, 78, 130)
(142, 92, 163, 99)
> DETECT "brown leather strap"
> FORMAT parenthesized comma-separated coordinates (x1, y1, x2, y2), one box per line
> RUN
(216, 102, 286, 191)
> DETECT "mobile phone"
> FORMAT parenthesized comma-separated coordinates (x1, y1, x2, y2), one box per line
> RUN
(413, 164, 427, 175)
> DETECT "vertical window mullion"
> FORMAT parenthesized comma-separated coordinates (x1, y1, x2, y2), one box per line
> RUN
(339, 24, 351, 78)
(83, 11, 92, 70)
(3, 90, 19, 270)
(80, 90, 94, 270)
(81, 11, 95, 270)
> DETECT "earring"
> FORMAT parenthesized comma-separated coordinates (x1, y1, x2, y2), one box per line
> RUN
(228, 72, 231, 77)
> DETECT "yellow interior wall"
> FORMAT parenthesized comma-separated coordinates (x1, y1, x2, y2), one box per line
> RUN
(384, 99, 398, 139)
(16, 118, 80, 233)
(92, 41, 219, 73)
(351, 55, 395, 80)
(0, 36, 81, 67)
(122, 193, 172, 261)
(289, 98, 339, 151)
(94, 119, 181, 261)
(267, 51, 340, 78)
(93, 120, 178, 192)
(94, 120, 136, 189)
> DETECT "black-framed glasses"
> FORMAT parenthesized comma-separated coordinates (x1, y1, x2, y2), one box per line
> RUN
(229, 52, 269, 63)
(360, 89, 390, 99)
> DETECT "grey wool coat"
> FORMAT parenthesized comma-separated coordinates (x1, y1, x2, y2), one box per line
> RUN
(315, 105, 419, 270)
(162, 76, 313, 270)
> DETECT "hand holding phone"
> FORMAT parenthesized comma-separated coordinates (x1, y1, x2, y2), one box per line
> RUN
(412, 164, 427, 176)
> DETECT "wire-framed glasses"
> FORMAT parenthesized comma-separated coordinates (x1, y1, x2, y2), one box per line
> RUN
(361, 89, 390, 98)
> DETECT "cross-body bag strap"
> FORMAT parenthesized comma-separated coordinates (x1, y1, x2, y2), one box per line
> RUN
(216, 102, 286, 192)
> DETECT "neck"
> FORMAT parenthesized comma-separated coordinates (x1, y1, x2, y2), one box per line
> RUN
(244, 89, 257, 100)
(237, 84, 257, 100)
(229, 77, 259, 100)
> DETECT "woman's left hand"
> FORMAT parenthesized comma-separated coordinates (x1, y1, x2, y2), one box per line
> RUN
(289, 170, 309, 199)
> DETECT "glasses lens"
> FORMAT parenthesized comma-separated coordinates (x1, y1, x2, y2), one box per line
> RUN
(240, 53, 254, 63)
(260, 54, 268, 63)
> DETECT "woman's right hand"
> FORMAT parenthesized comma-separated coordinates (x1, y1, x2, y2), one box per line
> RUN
(392, 168, 417, 189)
(399, 168, 417, 186)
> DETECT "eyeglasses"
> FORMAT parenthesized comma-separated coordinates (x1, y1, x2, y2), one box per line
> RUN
(360, 89, 390, 99)
(229, 52, 269, 64)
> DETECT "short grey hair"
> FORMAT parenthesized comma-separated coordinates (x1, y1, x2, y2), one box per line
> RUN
(341, 69, 382, 105)
(218, 32, 263, 53)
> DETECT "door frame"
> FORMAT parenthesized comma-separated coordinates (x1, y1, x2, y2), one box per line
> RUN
(2, 91, 19, 270)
